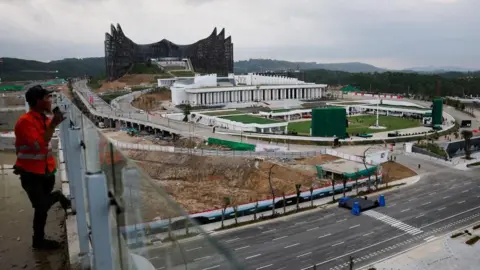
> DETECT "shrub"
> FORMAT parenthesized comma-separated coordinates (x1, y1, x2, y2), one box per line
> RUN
(473, 224, 480, 230)
(451, 232, 463, 238)
(465, 235, 480, 245)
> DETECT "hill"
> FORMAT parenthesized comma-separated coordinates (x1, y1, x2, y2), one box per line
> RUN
(0, 57, 105, 81)
(234, 59, 386, 73)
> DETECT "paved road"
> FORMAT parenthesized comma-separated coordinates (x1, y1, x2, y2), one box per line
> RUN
(140, 168, 480, 270)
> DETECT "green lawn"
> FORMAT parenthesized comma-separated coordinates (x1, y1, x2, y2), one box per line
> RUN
(221, 114, 284, 124)
(170, 70, 196, 77)
(288, 115, 421, 135)
(202, 110, 239, 116)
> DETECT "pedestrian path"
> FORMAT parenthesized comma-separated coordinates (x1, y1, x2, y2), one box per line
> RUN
(363, 210, 423, 235)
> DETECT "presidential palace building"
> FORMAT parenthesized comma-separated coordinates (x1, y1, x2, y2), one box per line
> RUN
(166, 73, 327, 106)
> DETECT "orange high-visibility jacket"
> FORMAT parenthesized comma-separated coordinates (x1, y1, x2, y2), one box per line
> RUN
(14, 111, 56, 174)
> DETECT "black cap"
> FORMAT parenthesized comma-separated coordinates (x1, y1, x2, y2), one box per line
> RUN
(25, 85, 54, 105)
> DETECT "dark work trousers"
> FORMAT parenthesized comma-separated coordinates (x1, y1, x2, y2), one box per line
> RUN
(20, 172, 66, 241)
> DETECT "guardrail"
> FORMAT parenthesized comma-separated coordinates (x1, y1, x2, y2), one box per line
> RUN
(55, 94, 242, 269)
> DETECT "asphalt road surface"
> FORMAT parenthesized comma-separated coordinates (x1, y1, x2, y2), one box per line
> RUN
(141, 168, 480, 270)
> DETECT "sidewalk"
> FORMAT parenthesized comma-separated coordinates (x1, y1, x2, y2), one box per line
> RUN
(369, 223, 480, 270)
(0, 153, 67, 270)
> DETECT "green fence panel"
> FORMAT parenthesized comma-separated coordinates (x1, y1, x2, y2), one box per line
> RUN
(207, 137, 256, 151)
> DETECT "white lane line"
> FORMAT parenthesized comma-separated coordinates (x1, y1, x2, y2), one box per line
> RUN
(421, 202, 431, 206)
(389, 203, 397, 207)
(429, 192, 437, 195)
(458, 200, 466, 204)
(318, 233, 332, 239)
(272, 236, 287, 241)
(443, 196, 450, 199)
(246, 254, 262, 260)
(433, 183, 440, 186)
(424, 236, 437, 242)
(461, 190, 469, 193)
(186, 246, 202, 251)
(307, 226, 319, 231)
(256, 264, 273, 270)
(284, 243, 300, 249)
(297, 252, 312, 258)
(363, 232, 374, 237)
(401, 209, 410, 212)
(201, 266, 220, 270)
(156, 267, 165, 270)
(195, 256, 211, 261)
(437, 207, 446, 211)
(415, 214, 425, 218)
(235, 245, 250, 251)
(336, 218, 347, 223)
(349, 224, 360, 229)
(323, 213, 335, 218)
(332, 241, 344, 247)
(408, 198, 416, 202)
(295, 221, 306, 225)
(225, 237, 240, 243)
(261, 229, 276, 234)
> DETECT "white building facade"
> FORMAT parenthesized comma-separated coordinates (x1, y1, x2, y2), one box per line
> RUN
(170, 73, 327, 106)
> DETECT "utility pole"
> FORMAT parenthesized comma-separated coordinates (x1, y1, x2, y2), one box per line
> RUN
(349, 256, 354, 270)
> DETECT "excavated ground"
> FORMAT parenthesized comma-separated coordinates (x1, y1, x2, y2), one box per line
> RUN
(131, 91, 171, 111)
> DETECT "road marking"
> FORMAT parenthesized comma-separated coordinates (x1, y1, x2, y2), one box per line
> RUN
(401, 209, 410, 212)
(201, 266, 219, 270)
(336, 218, 347, 223)
(433, 183, 440, 186)
(318, 233, 332, 239)
(256, 264, 273, 270)
(324, 213, 335, 218)
(261, 229, 276, 234)
(297, 252, 312, 258)
(389, 203, 397, 207)
(415, 214, 425, 218)
(438, 207, 446, 211)
(349, 224, 360, 229)
(408, 198, 416, 202)
(458, 200, 466, 204)
(332, 241, 344, 247)
(363, 232, 374, 237)
(194, 256, 211, 261)
(363, 210, 422, 235)
(424, 236, 437, 242)
(443, 196, 450, 199)
(307, 226, 319, 231)
(429, 192, 437, 195)
(272, 236, 287, 241)
(295, 221, 306, 225)
(284, 243, 300, 249)
(225, 237, 240, 243)
(246, 254, 262, 260)
(235, 245, 250, 250)
(186, 246, 202, 251)
(156, 267, 165, 270)
(461, 190, 469, 193)
(421, 202, 431, 206)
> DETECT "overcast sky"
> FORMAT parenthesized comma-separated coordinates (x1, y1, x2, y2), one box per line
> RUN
(0, 0, 478, 69)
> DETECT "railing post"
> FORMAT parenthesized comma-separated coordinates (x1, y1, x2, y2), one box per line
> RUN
(83, 127, 115, 270)
(66, 126, 91, 268)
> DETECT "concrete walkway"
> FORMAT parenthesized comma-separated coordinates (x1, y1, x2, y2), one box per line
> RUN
(0, 152, 67, 270)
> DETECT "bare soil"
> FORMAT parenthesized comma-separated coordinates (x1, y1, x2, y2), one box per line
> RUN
(382, 161, 417, 182)
(98, 74, 157, 92)
(126, 151, 339, 219)
(131, 91, 171, 111)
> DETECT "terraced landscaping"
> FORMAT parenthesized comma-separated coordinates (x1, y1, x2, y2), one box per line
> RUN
(221, 114, 284, 124)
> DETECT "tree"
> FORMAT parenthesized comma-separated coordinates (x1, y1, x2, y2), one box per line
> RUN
(268, 164, 277, 217)
(295, 184, 302, 212)
(282, 192, 287, 214)
(182, 104, 192, 122)
(221, 197, 230, 229)
(342, 178, 348, 198)
(309, 186, 314, 207)
(253, 201, 258, 221)
(331, 178, 336, 202)
(462, 130, 473, 159)
(233, 204, 239, 225)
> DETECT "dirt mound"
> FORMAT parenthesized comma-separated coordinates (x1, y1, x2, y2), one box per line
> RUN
(131, 91, 171, 111)
(381, 161, 416, 182)
(98, 74, 157, 91)
(126, 151, 337, 217)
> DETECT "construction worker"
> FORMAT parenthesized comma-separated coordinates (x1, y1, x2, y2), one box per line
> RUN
(14, 85, 71, 250)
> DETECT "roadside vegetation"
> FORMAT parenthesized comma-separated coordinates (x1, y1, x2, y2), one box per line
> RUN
(414, 141, 448, 158)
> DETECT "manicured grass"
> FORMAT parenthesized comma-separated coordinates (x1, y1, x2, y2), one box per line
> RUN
(271, 109, 294, 113)
(170, 70, 196, 77)
(202, 110, 239, 116)
(288, 115, 421, 135)
(221, 114, 284, 124)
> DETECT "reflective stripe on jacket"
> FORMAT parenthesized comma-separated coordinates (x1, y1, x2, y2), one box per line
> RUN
(14, 111, 56, 174)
